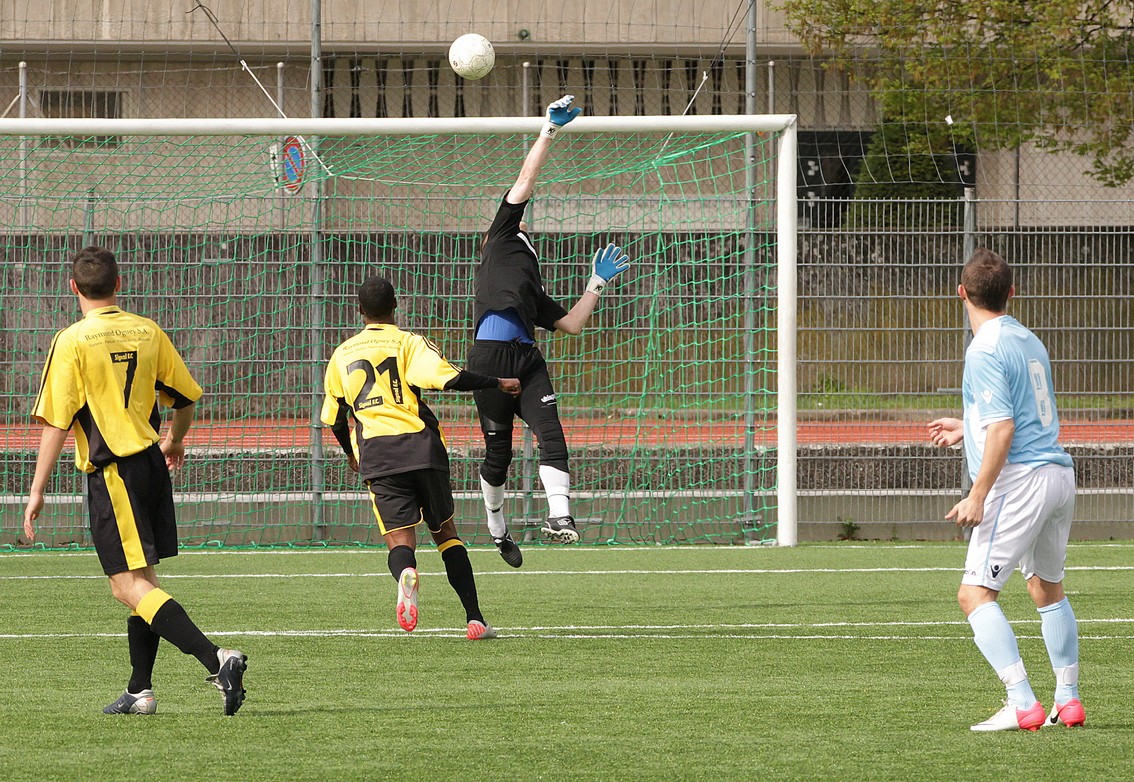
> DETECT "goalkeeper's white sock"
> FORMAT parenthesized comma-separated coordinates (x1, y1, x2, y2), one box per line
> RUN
(480, 476, 507, 538)
(539, 465, 571, 518)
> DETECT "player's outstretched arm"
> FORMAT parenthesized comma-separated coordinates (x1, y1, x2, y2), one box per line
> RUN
(506, 95, 581, 205)
(555, 243, 632, 335)
(23, 424, 69, 542)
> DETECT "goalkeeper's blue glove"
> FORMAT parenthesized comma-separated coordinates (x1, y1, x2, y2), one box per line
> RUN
(586, 243, 631, 295)
(542, 94, 582, 140)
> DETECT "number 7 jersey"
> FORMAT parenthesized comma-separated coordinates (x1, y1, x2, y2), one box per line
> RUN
(32, 306, 202, 473)
(321, 323, 462, 480)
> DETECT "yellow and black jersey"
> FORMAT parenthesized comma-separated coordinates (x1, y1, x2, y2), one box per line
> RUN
(321, 324, 466, 480)
(32, 306, 202, 473)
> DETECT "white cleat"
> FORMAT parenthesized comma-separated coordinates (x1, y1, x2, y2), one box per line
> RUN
(467, 620, 498, 640)
(970, 701, 1045, 732)
(397, 567, 419, 632)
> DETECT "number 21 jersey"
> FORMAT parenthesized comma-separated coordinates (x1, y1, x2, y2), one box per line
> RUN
(321, 323, 461, 480)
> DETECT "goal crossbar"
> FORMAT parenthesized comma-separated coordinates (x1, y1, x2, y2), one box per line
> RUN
(0, 114, 797, 137)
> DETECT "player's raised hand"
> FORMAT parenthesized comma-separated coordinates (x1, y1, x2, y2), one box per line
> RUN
(586, 243, 631, 295)
(541, 95, 581, 140)
(498, 377, 522, 397)
(593, 243, 630, 281)
(546, 94, 582, 127)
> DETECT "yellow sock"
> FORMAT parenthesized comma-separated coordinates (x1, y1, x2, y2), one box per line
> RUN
(134, 588, 173, 624)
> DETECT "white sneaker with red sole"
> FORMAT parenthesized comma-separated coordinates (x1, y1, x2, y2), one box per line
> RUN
(396, 568, 419, 632)
(971, 701, 1045, 732)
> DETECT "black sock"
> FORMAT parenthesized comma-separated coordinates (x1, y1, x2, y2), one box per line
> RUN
(126, 615, 160, 692)
(148, 599, 221, 675)
(442, 543, 484, 624)
(388, 545, 417, 581)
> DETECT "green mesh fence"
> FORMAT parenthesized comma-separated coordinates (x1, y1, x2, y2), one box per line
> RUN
(0, 127, 781, 548)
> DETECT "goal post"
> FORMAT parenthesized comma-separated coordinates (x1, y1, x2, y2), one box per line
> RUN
(0, 114, 798, 549)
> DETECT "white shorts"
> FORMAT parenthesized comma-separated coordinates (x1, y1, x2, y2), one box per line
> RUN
(961, 463, 1076, 591)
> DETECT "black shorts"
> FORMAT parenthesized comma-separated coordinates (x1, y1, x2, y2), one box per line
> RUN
(366, 469, 455, 536)
(467, 340, 568, 468)
(87, 444, 178, 575)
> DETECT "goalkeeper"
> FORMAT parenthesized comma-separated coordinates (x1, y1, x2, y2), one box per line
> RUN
(468, 94, 632, 567)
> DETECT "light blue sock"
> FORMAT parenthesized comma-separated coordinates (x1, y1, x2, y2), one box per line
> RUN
(1039, 597, 1080, 703)
(968, 601, 1038, 709)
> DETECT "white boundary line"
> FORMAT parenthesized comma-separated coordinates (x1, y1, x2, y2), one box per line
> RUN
(2, 540, 1132, 561)
(6, 559, 1134, 578)
(2, 621, 1132, 642)
(1, 564, 1132, 581)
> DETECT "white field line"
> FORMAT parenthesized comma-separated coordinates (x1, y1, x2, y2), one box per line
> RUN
(2, 564, 1132, 581)
(2, 619, 1133, 642)
(2, 540, 1131, 561)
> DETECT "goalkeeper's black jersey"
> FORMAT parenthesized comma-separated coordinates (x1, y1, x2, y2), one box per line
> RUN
(473, 194, 568, 340)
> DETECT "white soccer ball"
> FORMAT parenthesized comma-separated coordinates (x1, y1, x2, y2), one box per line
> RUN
(448, 33, 495, 81)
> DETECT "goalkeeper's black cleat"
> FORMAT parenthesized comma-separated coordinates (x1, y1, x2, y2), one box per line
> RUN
(542, 515, 579, 544)
(494, 532, 523, 568)
(206, 648, 248, 716)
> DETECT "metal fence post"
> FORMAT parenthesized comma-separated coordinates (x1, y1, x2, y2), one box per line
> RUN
(309, 0, 327, 541)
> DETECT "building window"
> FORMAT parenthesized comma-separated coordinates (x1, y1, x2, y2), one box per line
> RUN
(38, 90, 123, 149)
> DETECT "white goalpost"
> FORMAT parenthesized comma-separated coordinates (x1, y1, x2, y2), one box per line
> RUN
(0, 114, 798, 548)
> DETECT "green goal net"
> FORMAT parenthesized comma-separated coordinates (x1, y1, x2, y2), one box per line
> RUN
(0, 118, 791, 549)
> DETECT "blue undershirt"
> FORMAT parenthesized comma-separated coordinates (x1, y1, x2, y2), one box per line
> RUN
(475, 308, 534, 344)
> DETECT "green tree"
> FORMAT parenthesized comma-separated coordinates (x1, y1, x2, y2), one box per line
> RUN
(777, 0, 1134, 186)
(842, 118, 965, 227)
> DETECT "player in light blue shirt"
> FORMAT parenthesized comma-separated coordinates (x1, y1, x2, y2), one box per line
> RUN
(961, 313, 1074, 484)
(928, 249, 1082, 732)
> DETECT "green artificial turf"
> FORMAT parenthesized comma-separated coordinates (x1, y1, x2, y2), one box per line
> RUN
(1, 543, 1131, 781)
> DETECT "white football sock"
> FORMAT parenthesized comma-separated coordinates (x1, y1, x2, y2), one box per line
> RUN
(968, 601, 1038, 709)
(1039, 598, 1080, 702)
(480, 476, 507, 538)
(538, 465, 571, 518)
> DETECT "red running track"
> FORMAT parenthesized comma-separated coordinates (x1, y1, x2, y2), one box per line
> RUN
(2, 419, 1131, 449)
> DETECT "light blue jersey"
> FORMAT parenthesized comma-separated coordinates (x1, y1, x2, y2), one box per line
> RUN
(962, 315, 1074, 484)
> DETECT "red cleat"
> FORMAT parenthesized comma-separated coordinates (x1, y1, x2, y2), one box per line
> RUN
(1047, 699, 1086, 727)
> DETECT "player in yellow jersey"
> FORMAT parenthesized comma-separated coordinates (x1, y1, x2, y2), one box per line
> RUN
(23, 247, 247, 716)
(322, 276, 521, 640)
